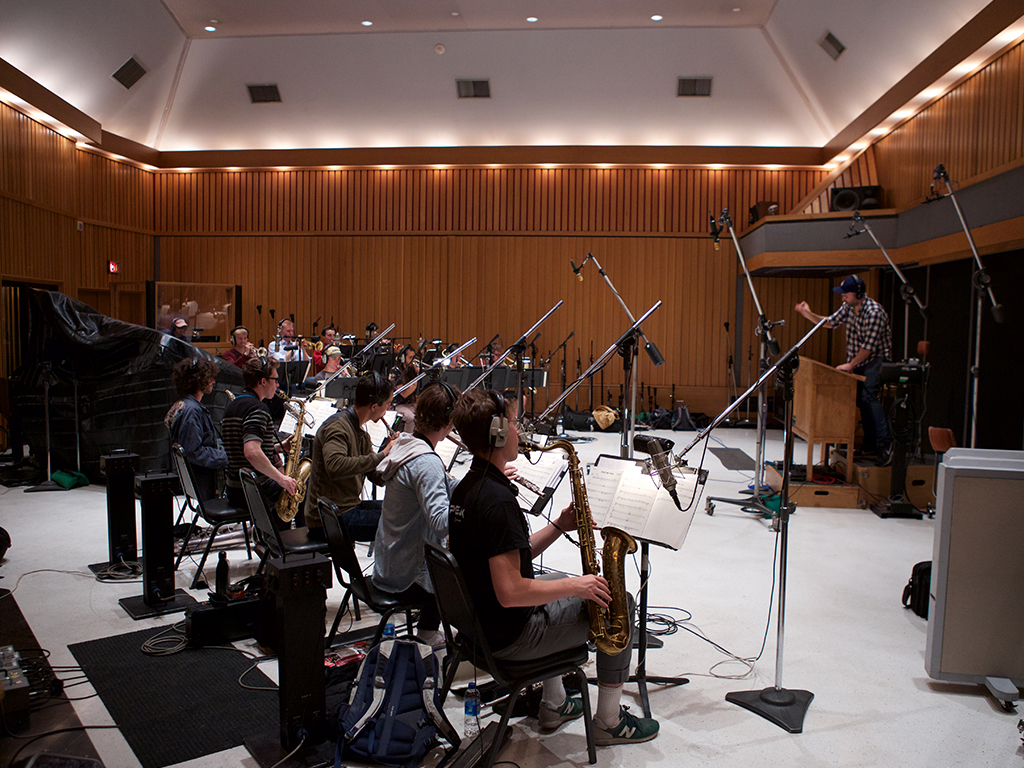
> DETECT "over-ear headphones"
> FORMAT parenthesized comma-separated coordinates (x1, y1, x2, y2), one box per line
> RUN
(277, 318, 289, 329)
(488, 391, 508, 449)
(853, 277, 866, 300)
(430, 380, 457, 423)
(230, 325, 247, 344)
(370, 370, 390, 406)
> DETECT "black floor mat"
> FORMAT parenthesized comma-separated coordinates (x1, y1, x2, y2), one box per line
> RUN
(709, 447, 756, 471)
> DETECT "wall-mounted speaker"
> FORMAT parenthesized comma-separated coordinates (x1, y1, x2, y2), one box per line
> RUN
(830, 185, 882, 212)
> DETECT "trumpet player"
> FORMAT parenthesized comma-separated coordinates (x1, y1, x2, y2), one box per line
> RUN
(268, 318, 310, 362)
(221, 325, 256, 368)
(448, 389, 659, 746)
(221, 357, 297, 513)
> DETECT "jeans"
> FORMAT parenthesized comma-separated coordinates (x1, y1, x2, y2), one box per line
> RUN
(341, 499, 383, 542)
(856, 357, 890, 451)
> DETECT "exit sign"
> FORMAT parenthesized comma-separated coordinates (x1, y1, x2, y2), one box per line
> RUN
(108, 261, 119, 274)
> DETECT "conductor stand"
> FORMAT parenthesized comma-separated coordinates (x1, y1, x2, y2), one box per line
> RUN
(705, 210, 783, 519)
(725, 354, 814, 732)
(571, 252, 678, 718)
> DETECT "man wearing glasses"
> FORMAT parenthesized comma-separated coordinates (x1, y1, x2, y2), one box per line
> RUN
(222, 357, 297, 511)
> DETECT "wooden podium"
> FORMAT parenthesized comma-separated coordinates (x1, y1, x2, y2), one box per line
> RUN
(793, 358, 863, 483)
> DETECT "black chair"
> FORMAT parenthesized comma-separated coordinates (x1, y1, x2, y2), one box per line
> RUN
(171, 444, 252, 590)
(424, 542, 596, 768)
(239, 469, 328, 575)
(319, 499, 432, 649)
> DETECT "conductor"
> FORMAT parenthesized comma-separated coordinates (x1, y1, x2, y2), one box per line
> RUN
(795, 275, 892, 464)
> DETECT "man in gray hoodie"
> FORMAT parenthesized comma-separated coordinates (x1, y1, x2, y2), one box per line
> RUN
(372, 381, 460, 648)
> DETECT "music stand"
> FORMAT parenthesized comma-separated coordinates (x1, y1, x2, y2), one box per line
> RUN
(25, 363, 68, 493)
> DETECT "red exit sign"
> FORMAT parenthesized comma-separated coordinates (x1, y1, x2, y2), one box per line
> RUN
(108, 261, 120, 274)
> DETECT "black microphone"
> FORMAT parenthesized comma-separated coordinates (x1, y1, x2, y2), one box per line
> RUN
(843, 222, 863, 239)
(632, 435, 682, 510)
(709, 211, 721, 250)
(570, 259, 583, 281)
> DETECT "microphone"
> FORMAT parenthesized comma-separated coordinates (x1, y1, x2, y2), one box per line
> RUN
(992, 303, 1004, 324)
(570, 259, 583, 281)
(709, 211, 721, 250)
(632, 435, 682, 510)
(843, 222, 863, 239)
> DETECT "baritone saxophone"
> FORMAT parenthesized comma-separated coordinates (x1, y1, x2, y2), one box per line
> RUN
(275, 392, 312, 522)
(521, 437, 637, 654)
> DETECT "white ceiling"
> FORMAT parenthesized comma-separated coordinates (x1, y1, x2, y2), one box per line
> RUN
(0, 0, 1013, 156)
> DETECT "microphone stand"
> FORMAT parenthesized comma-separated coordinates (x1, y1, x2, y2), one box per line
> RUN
(539, 297, 676, 718)
(466, 301, 563, 401)
(929, 165, 1004, 448)
(308, 323, 396, 400)
(540, 332, 574, 423)
(680, 317, 829, 733)
(705, 209, 783, 519)
(26, 362, 68, 493)
(393, 337, 477, 399)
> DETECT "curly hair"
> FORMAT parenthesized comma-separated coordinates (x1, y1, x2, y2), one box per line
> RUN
(172, 357, 218, 398)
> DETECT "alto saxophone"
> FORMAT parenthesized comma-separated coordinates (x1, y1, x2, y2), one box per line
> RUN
(521, 438, 637, 654)
(275, 392, 313, 522)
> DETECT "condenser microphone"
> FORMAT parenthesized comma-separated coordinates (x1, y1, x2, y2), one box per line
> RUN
(570, 260, 583, 281)
(709, 211, 721, 250)
(632, 435, 682, 510)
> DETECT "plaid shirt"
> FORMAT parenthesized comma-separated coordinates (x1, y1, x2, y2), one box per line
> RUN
(828, 297, 891, 367)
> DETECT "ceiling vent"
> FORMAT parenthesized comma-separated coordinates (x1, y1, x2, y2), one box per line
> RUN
(247, 84, 282, 104)
(819, 31, 846, 61)
(677, 77, 712, 97)
(456, 80, 491, 99)
(112, 58, 146, 90)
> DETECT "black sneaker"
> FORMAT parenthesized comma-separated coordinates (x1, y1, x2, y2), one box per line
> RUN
(876, 445, 893, 467)
(593, 706, 659, 745)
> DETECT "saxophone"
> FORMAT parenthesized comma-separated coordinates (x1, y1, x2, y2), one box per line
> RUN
(275, 392, 313, 522)
(521, 438, 637, 654)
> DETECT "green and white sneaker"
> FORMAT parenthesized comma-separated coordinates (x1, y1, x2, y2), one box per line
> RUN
(593, 706, 659, 745)
(538, 695, 584, 731)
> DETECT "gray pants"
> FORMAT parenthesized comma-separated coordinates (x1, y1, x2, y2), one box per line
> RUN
(492, 593, 634, 686)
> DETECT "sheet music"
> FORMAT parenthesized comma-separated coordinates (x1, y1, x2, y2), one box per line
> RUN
(586, 460, 698, 550)
(362, 410, 401, 447)
(512, 451, 568, 494)
(435, 437, 461, 470)
(278, 397, 339, 438)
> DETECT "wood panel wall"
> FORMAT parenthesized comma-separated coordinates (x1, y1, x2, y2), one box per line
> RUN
(874, 40, 1024, 208)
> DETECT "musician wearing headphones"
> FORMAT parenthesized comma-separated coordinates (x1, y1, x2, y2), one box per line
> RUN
(221, 326, 256, 368)
(221, 357, 297, 510)
(371, 381, 462, 649)
(268, 318, 309, 362)
(165, 357, 227, 501)
(311, 325, 338, 373)
(313, 345, 348, 381)
(304, 372, 396, 541)
(447, 389, 659, 745)
(795, 274, 893, 463)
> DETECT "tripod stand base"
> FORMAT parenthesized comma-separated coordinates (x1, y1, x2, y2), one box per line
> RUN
(24, 479, 69, 493)
(726, 686, 813, 733)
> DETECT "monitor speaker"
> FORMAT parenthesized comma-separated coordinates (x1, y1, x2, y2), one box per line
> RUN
(830, 185, 882, 212)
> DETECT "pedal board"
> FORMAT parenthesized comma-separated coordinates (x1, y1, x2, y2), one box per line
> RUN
(1, 644, 30, 727)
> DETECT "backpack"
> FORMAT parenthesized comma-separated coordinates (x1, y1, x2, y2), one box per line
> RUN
(670, 404, 697, 431)
(901, 561, 931, 619)
(336, 637, 459, 767)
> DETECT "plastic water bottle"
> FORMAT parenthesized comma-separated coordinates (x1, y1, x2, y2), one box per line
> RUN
(382, 622, 395, 639)
(464, 682, 480, 738)
(215, 551, 229, 596)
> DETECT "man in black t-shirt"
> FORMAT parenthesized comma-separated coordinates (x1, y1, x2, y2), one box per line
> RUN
(222, 357, 297, 510)
(448, 389, 658, 746)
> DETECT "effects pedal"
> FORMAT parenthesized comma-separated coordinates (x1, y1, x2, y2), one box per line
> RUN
(1, 644, 30, 727)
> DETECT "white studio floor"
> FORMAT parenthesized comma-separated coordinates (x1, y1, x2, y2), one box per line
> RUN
(1, 426, 1022, 768)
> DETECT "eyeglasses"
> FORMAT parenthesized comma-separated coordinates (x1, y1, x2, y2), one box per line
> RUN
(269, 376, 279, 381)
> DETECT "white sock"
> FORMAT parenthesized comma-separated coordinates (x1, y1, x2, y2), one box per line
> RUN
(595, 683, 623, 728)
(541, 676, 567, 709)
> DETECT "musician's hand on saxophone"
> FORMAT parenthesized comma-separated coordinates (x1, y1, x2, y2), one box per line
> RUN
(278, 473, 298, 497)
(572, 574, 612, 609)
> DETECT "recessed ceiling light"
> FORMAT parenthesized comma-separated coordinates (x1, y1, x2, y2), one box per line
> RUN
(527, 17, 538, 23)
(362, 20, 373, 27)
(733, 7, 742, 12)
(451, 11, 459, 16)
(205, 25, 216, 32)
(651, 15, 663, 22)
(435, 44, 446, 54)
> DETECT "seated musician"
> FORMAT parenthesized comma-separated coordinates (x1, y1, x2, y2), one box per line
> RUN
(313, 345, 347, 382)
(310, 325, 338, 373)
(268, 318, 309, 362)
(165, 357, 227, 501)
(304, 372, 396, 541)
(448, 389, 659, 744)
(372, 381, 461, 648)
(221, 326, 255, 368)
(390, 345, 419, 383)
(221, 357, 297, 511)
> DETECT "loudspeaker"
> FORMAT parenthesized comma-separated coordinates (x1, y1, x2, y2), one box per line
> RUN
(830, 185, 882, 212)
(748, 200, 779, 224)
(99, 452, 139, 566)
(263, 554, 332, 749)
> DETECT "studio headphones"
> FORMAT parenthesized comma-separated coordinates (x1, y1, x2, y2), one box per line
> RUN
(853, 277, 866, 300)
(369, 369, 391, 406)
(230, 325, 247, 344)
(430, 380, 457, 422)
(489, 391, 509, 448)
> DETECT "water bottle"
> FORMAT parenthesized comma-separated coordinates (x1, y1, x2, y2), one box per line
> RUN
(382, 622, 395, 639)
(464, 682, 480, 738)
(215, 551, 229, 596)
